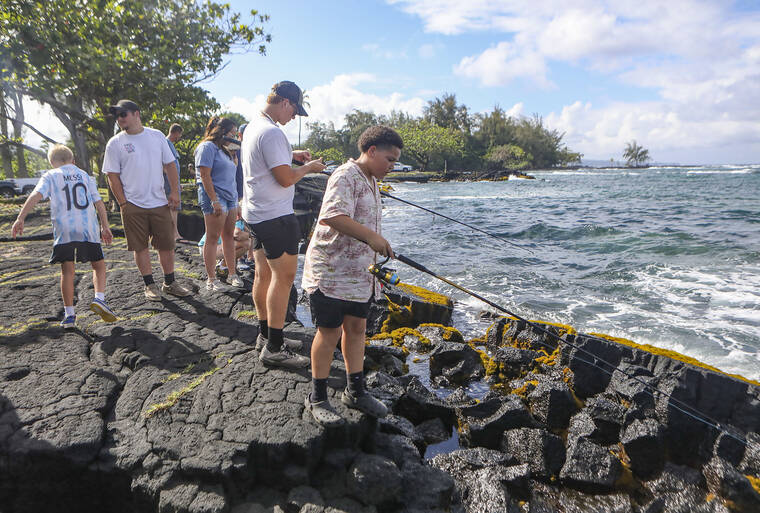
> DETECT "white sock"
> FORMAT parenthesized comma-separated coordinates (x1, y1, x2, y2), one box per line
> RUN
(95, 292, 105, 301)
(64, 306, 75, 317)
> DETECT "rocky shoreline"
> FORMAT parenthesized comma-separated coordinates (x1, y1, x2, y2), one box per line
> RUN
(1, 208, 759, 512)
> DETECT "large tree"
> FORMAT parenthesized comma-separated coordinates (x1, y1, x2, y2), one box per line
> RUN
(0, 0, 270, 176)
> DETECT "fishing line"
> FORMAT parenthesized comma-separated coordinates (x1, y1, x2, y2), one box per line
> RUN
(315, 164, 533, 254)
(370, 254, 752, 448)
(379, 190, 535, 255)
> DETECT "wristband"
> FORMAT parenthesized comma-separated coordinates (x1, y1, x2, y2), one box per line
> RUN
(212, 200, 221, 205)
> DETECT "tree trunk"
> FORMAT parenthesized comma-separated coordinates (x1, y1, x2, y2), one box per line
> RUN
(49, 97, 92, 175)
(0, 87, 13, 178)
(9, 90, 28, 178)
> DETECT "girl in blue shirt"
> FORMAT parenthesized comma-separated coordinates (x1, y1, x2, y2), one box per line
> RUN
(195, 116, 244, 291)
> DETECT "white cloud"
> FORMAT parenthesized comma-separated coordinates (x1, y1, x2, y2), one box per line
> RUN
(391, 0, 760, 163)
(225, 73, 427, 145)
(454, 42, 554, 89)
(546, 100, 760, 163)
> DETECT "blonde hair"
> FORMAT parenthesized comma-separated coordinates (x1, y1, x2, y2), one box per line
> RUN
(47, 144, 74, 165)
(266, 92, 286, 105)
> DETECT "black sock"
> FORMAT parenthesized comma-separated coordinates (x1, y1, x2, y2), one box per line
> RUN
(266, 327, 284, 352)
(311, 378, 328, 403)
(142, 274, 155, 286)
(259, 320, 268, 340)
(348, 371, 365, 397)
(164, 272, 175, 285)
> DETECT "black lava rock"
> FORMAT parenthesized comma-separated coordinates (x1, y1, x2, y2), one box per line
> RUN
(346, 454, 403, 507)
(500, 427, 565, 481)
(428, 341, 484, 385)
(527, 380, 579, 429)
(560, 437, 622, 492)
(458, 397, 534, 449)
(620, 418, 665, 478)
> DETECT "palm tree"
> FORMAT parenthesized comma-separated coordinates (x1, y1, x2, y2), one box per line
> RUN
(298, 90, 310, 148)
(623, 140, 651, 167)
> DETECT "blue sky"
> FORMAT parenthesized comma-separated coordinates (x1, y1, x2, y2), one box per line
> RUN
(202, 0, 760, 165)
(24, 0, 760, 164)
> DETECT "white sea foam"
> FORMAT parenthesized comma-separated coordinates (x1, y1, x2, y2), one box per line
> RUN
(687, 169, 753, 174)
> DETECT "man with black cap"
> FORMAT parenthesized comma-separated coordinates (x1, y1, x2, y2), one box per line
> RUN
(102, 99, 192, 301)
(241, 81, 325, 369)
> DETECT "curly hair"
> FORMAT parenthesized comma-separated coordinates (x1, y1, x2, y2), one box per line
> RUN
(357, 125, 404, 153)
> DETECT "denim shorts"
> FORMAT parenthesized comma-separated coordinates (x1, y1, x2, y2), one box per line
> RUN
(197, 183, 238, 215)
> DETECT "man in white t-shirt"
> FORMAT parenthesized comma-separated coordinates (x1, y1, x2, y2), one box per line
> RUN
(241, 81, 325, 369)
(102, 99, 191, 301)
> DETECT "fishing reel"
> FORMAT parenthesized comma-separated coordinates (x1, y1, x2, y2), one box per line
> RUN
(368, 256, 400, 286)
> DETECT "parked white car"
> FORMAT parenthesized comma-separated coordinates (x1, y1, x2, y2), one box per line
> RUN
(392, 162, 413, 172)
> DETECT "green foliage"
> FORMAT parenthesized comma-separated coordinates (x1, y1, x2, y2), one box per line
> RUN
(623, 140, 650, 167)
(485, 144, 531, 171)
(396, 120, 464, 171)
(314, 147, 345, 164)
(1, 0, 270, 178)
(299, 96, 582, 172)
(424, 93, 471, 133)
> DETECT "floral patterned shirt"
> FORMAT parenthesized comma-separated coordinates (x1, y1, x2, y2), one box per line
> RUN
(302, 160, 382, 302)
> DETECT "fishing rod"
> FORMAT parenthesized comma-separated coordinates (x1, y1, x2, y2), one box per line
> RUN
(368, 254, 751, 447)
(379, 190, 535, 255)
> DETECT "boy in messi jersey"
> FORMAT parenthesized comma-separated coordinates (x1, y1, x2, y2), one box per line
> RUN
(11, 144, 117, 329)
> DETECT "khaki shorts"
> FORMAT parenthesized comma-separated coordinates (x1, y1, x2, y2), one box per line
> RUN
(121, 202, 175, 252)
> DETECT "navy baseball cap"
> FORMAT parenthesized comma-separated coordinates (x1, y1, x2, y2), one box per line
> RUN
(272, 81, 307, 116)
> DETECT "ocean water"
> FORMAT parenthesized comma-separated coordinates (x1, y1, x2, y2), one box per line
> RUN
(379, 165, 760, 381)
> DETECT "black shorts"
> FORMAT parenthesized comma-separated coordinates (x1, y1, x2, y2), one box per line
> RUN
(50, 241, 104, 264)
(248, 214, 300, 260)
(309, 288, 372, 329)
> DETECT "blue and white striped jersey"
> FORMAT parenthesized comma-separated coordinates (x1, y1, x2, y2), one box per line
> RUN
(33, 164, 102, 246)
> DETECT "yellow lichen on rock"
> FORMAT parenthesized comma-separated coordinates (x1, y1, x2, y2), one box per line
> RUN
(418, 323, 464, 342)
(474, 347, 499, 376)
(589, 332, 760, 387)
(525, 319, 577, 337)
(369, 327, 429, 350)
(380, 294, 415, 333)
(511, 380, 539, 398)
(397, 283, 452, 307)
(535, 347, 560, 366)
(747, 474, 760, 496)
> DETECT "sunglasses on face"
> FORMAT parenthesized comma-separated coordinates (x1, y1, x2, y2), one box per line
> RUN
(116, 111, 129, 118)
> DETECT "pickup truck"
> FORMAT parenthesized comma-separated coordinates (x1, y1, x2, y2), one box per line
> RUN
(0, 180, 16, 198)
(392, 162, 413, 172)
(1, 174, 41, 196)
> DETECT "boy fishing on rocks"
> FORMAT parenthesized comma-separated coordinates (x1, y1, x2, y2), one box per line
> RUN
(301, 125, 403, 426)
(11, 144, 117, 329)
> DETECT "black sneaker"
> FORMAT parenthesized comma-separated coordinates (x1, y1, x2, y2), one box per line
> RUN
(304, 395, 345, 427)
(259, 345, 310, 369)
(341, 389, 388, 418)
